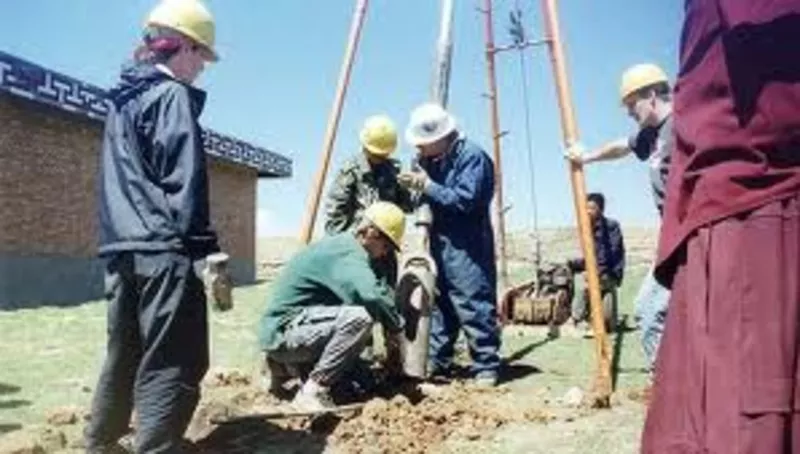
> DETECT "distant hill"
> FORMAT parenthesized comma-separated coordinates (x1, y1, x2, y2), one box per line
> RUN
(256, 227, 658, 282)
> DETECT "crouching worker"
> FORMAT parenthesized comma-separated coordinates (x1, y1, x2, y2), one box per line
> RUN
(258, 202, 406, 411)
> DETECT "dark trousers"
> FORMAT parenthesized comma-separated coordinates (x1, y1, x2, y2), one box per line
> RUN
(85, 252, 209, 453)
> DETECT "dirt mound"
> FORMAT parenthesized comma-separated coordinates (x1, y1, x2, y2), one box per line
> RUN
(625, 386, 652, 405)
(187, 379, 556, 453)
(204, 368, 252, 388)
(329, 382, 554, 453)
(0, 427, 67, 454)
(44, 406, 86, 426)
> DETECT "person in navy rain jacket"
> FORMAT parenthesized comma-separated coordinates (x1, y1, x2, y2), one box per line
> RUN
(86, 1, 220, 452)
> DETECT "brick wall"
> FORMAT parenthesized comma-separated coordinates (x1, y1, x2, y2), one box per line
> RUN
(207, 157, 257, 267)
(0, 93, 257, 307)
(0, 94, 100, 256)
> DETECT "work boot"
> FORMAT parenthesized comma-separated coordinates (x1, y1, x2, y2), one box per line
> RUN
(427, 364, 457, 383)
(262, 356, 297, 399)
(472, 371, 499, 388)
(292, 379, 334, 413)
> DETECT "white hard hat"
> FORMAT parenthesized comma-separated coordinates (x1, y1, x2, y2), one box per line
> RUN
(404, 102, 457, 146)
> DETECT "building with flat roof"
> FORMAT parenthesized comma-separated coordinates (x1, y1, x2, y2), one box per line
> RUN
(0, 50, 292, 309)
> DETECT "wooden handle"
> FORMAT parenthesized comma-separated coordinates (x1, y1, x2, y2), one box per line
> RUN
(298, 0, 369, 244)
(541, 0, 612, 406)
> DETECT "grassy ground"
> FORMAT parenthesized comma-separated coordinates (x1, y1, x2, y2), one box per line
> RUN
(0, 260, 650, 453)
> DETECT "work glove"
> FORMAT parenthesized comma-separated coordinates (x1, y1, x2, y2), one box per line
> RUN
(563, 141, 586, 164)
(397, 170, 430, 192)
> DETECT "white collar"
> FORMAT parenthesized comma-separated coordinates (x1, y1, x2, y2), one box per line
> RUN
(155, 63, 176, 79)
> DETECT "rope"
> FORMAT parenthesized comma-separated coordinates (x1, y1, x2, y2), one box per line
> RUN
(508, 2, 541, 265)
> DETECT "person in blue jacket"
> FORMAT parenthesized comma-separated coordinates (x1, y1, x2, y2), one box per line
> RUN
(85, 1, 220, 452)
(398, 103, 501, 386)
(568, 192, 626, 335)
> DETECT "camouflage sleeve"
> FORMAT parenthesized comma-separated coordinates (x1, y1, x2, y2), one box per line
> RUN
(324, 167, 357, 235)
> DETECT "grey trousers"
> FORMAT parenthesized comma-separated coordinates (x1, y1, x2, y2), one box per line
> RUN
(571, 275, 619, 329)
(267, 306, 373, 387)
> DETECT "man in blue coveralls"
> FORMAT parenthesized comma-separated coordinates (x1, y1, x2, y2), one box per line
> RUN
(398, 103, 501, 387)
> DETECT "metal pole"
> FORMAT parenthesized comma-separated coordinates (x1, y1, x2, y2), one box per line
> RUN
(541, 0, 612, 407)
(412, 0, 456, 253)
(432, 0, 455, 106)
(481, 0, 509, 289)
(298, 0, 369, 244)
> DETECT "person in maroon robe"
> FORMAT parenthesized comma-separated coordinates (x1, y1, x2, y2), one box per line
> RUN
(642, 1, 800, 453)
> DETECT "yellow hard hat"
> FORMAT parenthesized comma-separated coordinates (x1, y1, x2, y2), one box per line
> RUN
(359, 115, 398, 157)
(362, 202, 406, 250)
(145, 0, 218, 61)
(619, 63, 669, 103)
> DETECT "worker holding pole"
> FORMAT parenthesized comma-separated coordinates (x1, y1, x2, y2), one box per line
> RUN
(643, 2, 800, 452)
(564, 63, 673, 375)
(323, 114, 416, 286)
(398, 103, 501, 387)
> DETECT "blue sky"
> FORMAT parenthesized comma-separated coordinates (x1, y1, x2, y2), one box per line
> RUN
(2, 1, 683, 238)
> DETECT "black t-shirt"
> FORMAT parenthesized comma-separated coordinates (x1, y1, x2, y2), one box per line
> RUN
(628, 115, 673, 217)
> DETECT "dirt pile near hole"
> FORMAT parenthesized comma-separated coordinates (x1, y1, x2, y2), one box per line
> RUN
(44, 406, 86, 426)
(204, 368, 252, 388)
(329, 382, 555, 454)
(0, 427, 67, 454)
(188, 374, 559, 453)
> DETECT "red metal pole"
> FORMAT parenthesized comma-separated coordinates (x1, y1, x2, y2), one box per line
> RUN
(481, 0, 509, 289)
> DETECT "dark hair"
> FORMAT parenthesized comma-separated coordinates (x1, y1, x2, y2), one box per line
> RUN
(587, 192, 605, 212)
(134, 26, 185, 64)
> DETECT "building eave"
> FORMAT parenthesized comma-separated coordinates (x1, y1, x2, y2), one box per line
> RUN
(0, 50, 292, 178)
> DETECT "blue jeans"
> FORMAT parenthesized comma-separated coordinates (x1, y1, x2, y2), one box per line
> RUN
(428, 285, 501, 377)
(634, 265, 671, 372)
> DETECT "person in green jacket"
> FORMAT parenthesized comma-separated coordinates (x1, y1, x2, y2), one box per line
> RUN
(259, 202, 407, 411)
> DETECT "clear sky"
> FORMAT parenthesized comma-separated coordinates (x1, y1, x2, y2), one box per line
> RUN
(1, 1, 683, 238)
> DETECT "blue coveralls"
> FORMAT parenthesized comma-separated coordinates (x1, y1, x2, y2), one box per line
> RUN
(419, 136, 501, 377)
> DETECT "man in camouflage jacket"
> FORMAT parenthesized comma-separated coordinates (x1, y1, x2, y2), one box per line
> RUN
(324, 115, 416, 286)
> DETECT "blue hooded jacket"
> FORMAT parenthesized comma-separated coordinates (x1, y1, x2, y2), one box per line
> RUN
(97, 63, 219, 258)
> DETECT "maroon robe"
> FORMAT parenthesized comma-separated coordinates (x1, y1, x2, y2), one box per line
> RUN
(643, 1, 800, 453)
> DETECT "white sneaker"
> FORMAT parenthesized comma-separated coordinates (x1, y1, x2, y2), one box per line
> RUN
(292, 379, 334, 413)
